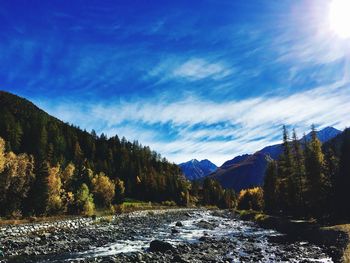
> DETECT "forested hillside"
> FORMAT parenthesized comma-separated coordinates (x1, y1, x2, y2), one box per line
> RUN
(0, 91, 190, 216)
(263, 126, 350, 220)
(211, 127, 340, 192)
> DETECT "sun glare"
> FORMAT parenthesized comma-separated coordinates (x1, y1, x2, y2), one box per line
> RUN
(329, 0, 350, 38)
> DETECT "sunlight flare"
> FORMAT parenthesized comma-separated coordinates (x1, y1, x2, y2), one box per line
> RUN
(329, 0, 350, 38)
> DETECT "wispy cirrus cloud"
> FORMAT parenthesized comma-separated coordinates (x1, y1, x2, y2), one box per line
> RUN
(172, 58, 233, 81)
(2, 0, 350, 166)
(34, 79, 350, 165)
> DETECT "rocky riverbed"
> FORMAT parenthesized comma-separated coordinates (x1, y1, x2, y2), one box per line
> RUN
(0, 209, 334, 262)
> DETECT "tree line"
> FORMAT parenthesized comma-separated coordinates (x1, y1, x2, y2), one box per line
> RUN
(190, 178, 236, 209)
(0, 92, 191, 216)
(0, 135, 128, 216)
(0, 91, 236, 217)
(263, 126, 350, 220)
(0, 134, 235, 217)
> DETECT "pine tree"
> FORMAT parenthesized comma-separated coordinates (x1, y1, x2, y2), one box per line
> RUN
(222, 189, 236, 209)
(74, 141, 83, 164)
(32, 160, 50, 215)
(292, 129, 305, 214)
(323, 148, 338, 216)
(278, 126, 296, 213)
(114, 178, 125, 204)
(38, 125, 48, 160)
(263, 160, 278, 213)
(304, 126, 325, 217)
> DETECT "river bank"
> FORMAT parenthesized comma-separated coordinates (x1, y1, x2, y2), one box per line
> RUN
(0, 209, 334, 262)
(237, 210, 349, 262)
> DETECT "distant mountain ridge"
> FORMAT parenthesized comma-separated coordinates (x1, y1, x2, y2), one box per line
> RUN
(210, 127, 341, 192)
(179, 159, 217, 181)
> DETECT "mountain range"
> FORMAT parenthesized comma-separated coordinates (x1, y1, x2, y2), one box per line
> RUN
(210, 126, 341, 192)
(179, 159, 217, 181)
(180, 127, 341, 191)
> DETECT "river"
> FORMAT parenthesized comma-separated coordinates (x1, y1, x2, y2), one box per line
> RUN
(0, 209, 334, 262)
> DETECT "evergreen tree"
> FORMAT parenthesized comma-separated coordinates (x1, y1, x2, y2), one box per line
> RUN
(291, 129, 305, 214)
(323, 148, 339, 216)
(38, 125, 48, 160)
(263, 160, 278, 213)
(32, 160, 50, 215)
(202, 178, 224, 207)
(304, 126, 325, 217)
(277, 126, 296, 213)
(114, 178, 125, 204)
(222, 189, 236, 209)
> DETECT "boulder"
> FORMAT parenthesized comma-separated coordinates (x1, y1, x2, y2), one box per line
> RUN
(195, 220, 216, 230)
(173, 254, 189, 263)
(149, 240, 174, 252)
(175, 221, 183, 227)
(171, 228, 180, 234)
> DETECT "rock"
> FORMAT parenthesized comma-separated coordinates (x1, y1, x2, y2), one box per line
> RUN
(149, 240, 174, 252)
(173, 254, 189, 262)
(199, 236, 208, 242)
(136, 253, 143, 261)
(171, 228, 180, 234)
(40, 232, 51, 239)
(196, 220, 216, 230)
(175, 221, 183, 227)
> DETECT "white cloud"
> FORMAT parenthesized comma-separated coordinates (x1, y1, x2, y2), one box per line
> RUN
(34, 80, 350, 166)
(172, 58, 232, 80)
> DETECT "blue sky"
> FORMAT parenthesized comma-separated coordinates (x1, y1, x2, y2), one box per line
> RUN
(1, 0, 350, 165)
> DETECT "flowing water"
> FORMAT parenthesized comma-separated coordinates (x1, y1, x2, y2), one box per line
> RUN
(64, 210, 332, 262)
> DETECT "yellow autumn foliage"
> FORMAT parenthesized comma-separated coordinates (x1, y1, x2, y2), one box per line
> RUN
(237, 187, 264, 211)
(91, 172, 115, 208)
(47, 165, 63, 214)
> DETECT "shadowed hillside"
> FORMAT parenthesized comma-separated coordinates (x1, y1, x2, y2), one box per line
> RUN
(210, 127, 341, 191)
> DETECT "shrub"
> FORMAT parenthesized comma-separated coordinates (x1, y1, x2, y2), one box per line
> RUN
(114, 204, 124, 214)
(237, 187, 264, 211)
(91, 173, 115, 208)
(114, 178, 125, 204)
(75, 183, 95, 216)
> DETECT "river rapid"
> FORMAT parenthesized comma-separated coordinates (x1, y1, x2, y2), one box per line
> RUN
(1, 209, 333, 262)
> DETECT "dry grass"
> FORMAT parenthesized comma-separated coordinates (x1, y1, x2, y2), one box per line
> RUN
(0, 215, 78, 226)
(324, 224, 350, 263)
(0, 202, 182, 226)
